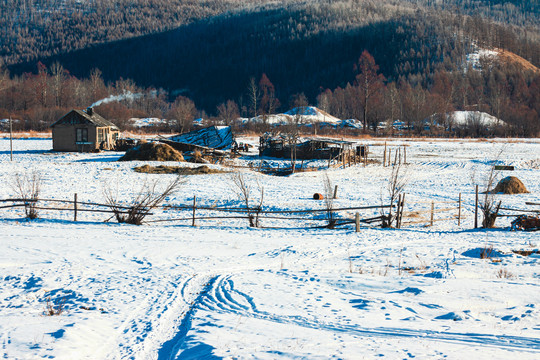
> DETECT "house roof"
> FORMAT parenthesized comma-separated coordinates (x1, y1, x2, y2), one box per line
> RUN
(167, 126, 234, 150)
(50, 109, 119, 130)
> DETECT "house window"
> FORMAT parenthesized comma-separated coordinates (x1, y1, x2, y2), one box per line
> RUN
(76, 128, 88, 143)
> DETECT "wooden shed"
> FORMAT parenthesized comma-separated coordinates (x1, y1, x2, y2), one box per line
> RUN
(259, 134, 365, 161)
(50, 108, 119, 152)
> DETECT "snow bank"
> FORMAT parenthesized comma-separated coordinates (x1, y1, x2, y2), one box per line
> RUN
(0, 137, 539, 359)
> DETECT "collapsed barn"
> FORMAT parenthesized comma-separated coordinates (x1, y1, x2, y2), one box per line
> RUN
(158, 126, 235, 162)
(259, 133, 367, 165)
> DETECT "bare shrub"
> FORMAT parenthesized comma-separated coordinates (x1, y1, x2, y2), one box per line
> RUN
(480, 164, 502, 228)
(44, 296, 67, 316)
(104, 176, 183, 225)
(472, 148, 506, 228)
(323, 173, 336, 229)
(230, 171, 264, 227)
(381, 160, 408, 228)
(480, 245, 494, 259)
(12, 171, 42, 219)
(496, 268, 514, 279)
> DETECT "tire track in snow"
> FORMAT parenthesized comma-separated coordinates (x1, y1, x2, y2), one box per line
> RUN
(104, 273, 213, 360)
(191, 273, 540, 353)
(157, 275, 218, 360)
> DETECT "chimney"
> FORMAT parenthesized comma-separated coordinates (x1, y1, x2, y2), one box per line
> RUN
(86, 107, 93, 116)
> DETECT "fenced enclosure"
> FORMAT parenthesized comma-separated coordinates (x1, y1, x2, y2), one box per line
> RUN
(0, 195, 392, 231)
(2, 189, 537, 231)
(399, 194, 464, 227)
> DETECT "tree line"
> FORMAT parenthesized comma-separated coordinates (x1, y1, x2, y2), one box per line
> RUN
(1, 51, 538, 137)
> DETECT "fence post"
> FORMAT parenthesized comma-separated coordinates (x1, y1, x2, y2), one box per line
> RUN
(355, 212, 360, 232)
(458, 193, 462, 226)
(192, 195, 197, 226)
(388, 149, 391, 167)
(430, 200, 434, 227)
(364, 149, 367, 167)
(403, 145, 407, 164)
(383, 142, 387, 167)
(74, 193, 78, 221)
(9, 116, 13, 161)
(395, 194, 401, 228)
(399, 193, 406, 228)
(333, 185, 338, 199)
(474, 185, 479, 229)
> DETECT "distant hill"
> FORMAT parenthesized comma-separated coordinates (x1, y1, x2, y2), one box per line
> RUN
(7, 0, 539, 113)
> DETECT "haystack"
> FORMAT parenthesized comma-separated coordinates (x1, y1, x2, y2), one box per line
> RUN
(491, 176, 529, 194)
(119, 142, 184, 162)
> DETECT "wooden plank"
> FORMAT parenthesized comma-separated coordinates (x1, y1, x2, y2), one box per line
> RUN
(494, 165, 514, 171)
(475, 185, 479, 229)
(402, 216, 460, 226)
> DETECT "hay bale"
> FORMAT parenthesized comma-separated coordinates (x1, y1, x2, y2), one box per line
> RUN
(491, 176, 529, 194)
(119, 142, 184, 162)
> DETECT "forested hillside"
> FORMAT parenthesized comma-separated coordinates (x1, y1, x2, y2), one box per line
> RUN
(1, 0, 539, 136)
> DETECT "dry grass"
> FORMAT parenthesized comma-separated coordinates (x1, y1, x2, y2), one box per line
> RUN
(512, 249, 539, 256)
(134, 164, 226, 175)
(119, 142, 185, 162)
(0, 130, 52, 139)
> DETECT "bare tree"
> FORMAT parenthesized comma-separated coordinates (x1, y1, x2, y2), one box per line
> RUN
(103, 176, 183, 225)
(168, 96, 197, 133)
(480, 164, 502, 228)
(381, 158, 408, 228)
(472, 147, 504, 228)
(216, 99, 239, 126)
(355, 50, 385, 132)
(230, 171, 264, 227)
(323, 173, 336, 229)
(50, 62, 68, 107)
(285, 93, 308, 173)
(247, 77, 261, 118)
(12, 172, 42, 219)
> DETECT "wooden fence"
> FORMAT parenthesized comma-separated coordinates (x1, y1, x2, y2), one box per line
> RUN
(0, 196, 391, 232)
(399, 193, 464, 227)
(4, 192, 536, 230)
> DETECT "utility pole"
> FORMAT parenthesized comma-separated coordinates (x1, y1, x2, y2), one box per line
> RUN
(9, 116, 13, 161)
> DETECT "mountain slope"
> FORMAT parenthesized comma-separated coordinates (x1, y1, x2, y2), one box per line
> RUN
(12, 0, 538, 112)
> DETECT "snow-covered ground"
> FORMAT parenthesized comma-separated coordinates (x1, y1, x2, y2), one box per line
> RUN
(449, 111, 505, 127)
(1, 137, 539, 359)
(466, 48, 498, 70)
(241, 106, 362, 129)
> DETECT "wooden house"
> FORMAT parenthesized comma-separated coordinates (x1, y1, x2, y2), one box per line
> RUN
(50, 108, 119, 152)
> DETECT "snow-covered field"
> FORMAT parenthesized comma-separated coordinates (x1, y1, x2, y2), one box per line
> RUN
(1, 136, 539, 359)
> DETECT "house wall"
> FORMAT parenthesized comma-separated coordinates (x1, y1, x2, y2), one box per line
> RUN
(52, 124, 99, 152)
